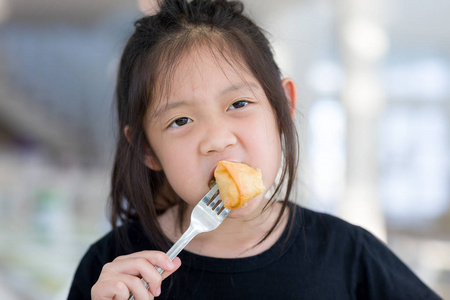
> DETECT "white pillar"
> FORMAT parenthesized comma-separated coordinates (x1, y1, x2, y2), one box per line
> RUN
(337, 0, 389, 241)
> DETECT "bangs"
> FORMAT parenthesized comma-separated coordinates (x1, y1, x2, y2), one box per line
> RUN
(139, 30, 257, 121)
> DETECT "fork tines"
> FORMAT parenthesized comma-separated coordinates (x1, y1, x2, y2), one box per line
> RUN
(202, 184, 228, 215)
(202, 184, 219, 204)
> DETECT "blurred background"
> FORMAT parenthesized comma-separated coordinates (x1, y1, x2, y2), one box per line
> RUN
(0, 0, 448, 298)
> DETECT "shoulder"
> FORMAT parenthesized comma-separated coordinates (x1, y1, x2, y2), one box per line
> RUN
(293, 206, 407, 259)
(68, 221, 151, 299)
(89, 220, 153, 258)
(293, 204, 367, 240)
(289, 204, 386, 266)
(67, 231, 117, 300)
(289, 205, 442, 299)
(73, 222, 143, 276)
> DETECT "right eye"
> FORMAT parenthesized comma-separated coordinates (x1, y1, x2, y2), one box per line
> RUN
(169, 117, 192, 128)
(228, 100, 249, 110)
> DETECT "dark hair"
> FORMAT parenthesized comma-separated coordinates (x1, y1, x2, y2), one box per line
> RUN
(110, 0, 299, 250)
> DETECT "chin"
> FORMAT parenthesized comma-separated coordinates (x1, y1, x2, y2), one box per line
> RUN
(226, 195, 267, 219)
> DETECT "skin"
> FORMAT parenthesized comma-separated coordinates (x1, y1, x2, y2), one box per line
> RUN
(92, 46, 297, 299)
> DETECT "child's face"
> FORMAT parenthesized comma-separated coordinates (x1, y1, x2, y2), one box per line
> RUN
(143, 46, 282, 217)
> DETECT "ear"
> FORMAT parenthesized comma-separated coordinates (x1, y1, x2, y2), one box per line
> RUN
(124, 125, 163, 171)
(281, 77, 297, 118)
(143, 148, 163, 171)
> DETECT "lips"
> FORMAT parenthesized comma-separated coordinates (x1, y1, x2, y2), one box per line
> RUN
(208, 166, 217, 188)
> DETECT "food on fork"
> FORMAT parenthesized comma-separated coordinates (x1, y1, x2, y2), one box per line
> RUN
(213, 161, 265, 209)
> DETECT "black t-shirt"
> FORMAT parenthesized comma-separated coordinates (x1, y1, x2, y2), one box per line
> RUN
(68, 204, 442, 299)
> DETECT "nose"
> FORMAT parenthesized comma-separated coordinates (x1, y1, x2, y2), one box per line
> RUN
(199, 120, 237, 155)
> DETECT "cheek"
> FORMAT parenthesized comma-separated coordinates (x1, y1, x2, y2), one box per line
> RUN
(262, 138, 282, 190)
(246, 111, 282, 187)
(153, 141, 202, 203)
(258, 109, 281, 153)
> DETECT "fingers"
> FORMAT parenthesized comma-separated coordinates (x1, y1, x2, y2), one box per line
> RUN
(92, 275, 152, 300)
(162, 257, 182, 279)
(91, 251, 182, 300)
(113, 252, 180, 292)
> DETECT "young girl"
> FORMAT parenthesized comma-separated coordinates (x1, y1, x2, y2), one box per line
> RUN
(68, 0, 442, 299)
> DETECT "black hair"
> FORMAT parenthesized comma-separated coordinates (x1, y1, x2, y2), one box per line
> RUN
(110, 0, 299, 250)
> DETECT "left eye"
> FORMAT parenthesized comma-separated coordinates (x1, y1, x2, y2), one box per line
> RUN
(169, 117, 192, 128)
(228, 100, 249, 110)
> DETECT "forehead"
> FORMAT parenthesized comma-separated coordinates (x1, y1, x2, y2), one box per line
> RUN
(152, 44, 258, 104)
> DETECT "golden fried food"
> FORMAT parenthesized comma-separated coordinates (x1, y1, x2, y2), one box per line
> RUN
(214, 161, 265, 209)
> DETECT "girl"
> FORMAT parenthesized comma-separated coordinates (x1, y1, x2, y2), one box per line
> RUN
(68, 0, 442, 299)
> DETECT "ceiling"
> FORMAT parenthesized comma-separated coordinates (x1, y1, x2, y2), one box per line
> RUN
(2, 0, 449, 52)
(1, 0, 131, 25)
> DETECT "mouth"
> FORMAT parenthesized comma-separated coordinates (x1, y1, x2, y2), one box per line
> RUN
(208, 177, 216, 188)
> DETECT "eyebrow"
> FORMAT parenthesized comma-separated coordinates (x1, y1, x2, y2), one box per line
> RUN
(219, 81, 262, 96)
(152, 100, 189, 119)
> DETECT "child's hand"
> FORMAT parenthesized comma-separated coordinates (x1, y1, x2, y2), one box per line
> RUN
(91, 251, 181, 300)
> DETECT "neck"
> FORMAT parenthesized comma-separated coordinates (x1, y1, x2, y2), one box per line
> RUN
(159, 200, 289, 258)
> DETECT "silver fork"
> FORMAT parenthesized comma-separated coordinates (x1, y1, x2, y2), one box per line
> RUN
(129, 184, 229, 300)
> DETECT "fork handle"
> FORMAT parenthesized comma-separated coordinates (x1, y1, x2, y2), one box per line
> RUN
(155, 225, 200, 274)
(129, 226, 200, 300)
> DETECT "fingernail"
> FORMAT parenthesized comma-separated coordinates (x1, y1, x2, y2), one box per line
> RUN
(156, 287, 161, 296)
(166, 260, 174, 269)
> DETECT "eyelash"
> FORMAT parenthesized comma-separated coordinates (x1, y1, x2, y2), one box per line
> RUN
(168, 100, 250, 128)
(169, 117, 192, 128)
(228, 100, 249, 110)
